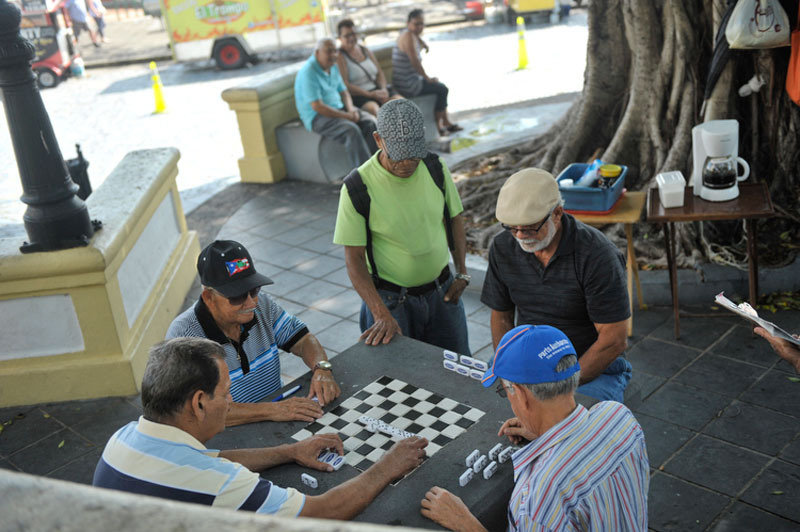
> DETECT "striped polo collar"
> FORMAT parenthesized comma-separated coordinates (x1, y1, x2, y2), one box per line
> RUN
(512, 403, 587, 476)
(136, 416, 211, 452)
(193, 296, 258, 345)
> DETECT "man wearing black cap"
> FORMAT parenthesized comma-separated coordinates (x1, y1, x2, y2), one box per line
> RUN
(421, 325, 648, 532)
(167, 240, 340, 425)
(334, 99, 471, 355)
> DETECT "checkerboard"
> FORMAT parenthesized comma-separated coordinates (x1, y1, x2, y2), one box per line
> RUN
(291, 375, 485, 472)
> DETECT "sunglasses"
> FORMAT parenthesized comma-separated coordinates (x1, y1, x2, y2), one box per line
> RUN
(220, 287, 260, 306)
(495, 382, 514, 398)
(501, 211, 552, 235)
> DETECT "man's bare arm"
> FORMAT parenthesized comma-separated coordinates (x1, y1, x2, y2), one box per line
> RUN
(344, 245, 402, 345)
(490, 309, 515, 351)
(310, 100, 357, 121)
(224, 398, 322, 427)
(578, 320, 628, 384)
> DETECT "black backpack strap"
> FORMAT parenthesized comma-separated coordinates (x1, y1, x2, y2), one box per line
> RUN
(423, 153, 455, 251)
(343, 169, 379, 279)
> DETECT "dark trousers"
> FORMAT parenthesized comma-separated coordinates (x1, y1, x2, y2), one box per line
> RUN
(419, 79, 449, 112)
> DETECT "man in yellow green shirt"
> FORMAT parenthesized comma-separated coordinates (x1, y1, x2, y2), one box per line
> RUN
(333, 99, 471, 355)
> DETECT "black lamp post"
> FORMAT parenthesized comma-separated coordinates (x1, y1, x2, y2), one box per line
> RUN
(0, 0, 100, 253)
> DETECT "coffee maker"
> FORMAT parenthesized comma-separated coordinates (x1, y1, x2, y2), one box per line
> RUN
(691, 120, 750, 202)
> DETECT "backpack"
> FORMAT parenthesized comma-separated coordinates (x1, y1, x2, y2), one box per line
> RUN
(343, 153, 455, 279)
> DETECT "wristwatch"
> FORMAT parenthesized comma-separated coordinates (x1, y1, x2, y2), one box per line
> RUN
(313, 360, 333, 373)
(455, 272, 471, 285)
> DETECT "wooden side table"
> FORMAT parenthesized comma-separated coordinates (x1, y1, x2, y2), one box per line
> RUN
(646, 183, 774, 339)
(571, 191, 647, 337)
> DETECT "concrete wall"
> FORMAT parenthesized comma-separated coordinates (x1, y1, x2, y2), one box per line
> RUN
(0, 148, 200, 406)
(0, 469, 427, 532)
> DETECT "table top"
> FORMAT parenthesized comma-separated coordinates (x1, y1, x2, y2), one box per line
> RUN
(208, 336, 595, 530)
(646, 183, 774, 223)
(571, 190, 647, 225)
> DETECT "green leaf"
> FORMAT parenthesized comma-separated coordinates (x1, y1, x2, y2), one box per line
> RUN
(787, 377, 800, 383)
(43, 413, 50, 419)
(57, 440, 65, 449)
(771, 490, 784, 495)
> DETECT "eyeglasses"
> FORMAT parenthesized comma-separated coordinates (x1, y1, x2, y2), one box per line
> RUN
(495, 382, 514, 398)
(501, 211, 552, 235)
(219, 287, 260, 306)
(340, 31, 357, 39)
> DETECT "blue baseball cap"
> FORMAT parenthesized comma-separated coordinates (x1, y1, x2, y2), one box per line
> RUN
(481, 325, 580, 387)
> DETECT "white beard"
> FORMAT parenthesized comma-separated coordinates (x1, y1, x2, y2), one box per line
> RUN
(515, 219, 556, 253)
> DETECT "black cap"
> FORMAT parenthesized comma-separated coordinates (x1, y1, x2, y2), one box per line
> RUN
(197, 240, 273, 297)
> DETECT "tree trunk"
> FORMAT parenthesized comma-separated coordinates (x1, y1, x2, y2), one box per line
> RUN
(455, 0, 800, 271)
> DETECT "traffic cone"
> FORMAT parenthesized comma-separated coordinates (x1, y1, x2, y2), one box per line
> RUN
(516, 16, 528, 70)
(149, 61, 167, 114)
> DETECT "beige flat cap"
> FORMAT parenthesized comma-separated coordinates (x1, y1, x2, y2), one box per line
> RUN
(496, 168, 561, 225)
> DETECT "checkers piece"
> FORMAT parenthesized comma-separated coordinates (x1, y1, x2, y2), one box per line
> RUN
(292, 376, 485, 476)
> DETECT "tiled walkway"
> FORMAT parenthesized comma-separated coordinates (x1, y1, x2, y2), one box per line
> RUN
(1, 181, 799, 531)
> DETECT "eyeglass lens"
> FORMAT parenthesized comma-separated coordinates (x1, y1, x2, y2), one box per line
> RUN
(227, 287, 260, 305)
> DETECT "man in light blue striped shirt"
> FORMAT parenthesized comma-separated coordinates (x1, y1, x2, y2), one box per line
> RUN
(94, 337, 428, 519)
(421, 325, 649, 531)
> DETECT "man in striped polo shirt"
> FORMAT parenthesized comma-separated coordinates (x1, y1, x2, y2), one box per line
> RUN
(94, 337, 427, 519)
(167, 240, 340, 425)
(421, 325, 649, 531)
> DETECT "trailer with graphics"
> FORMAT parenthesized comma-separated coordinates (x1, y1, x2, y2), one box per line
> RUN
(161, 0, 327, 69)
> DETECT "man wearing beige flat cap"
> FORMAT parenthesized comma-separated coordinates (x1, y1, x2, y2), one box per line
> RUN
(480, 168, 632, 402)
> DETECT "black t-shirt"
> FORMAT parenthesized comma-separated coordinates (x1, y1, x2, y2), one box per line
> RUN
(481, 214, 630, 357)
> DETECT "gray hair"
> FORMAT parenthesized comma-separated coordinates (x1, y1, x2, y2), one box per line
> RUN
(141, 337, 225, 422)
(316, 37, 335, 51)
(502, 355, 579, 401)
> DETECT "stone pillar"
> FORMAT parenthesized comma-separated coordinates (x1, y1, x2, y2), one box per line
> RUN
(0, 0, 99, 253)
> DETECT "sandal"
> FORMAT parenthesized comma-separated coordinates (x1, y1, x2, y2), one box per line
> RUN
(446, 124, 463, 133)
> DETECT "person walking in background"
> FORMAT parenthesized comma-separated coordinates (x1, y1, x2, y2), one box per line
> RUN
(391, 9, 461, 136)
(88, 0, 109, 43)
(337, 18, 402, 117)
(65, 0, 101, 48)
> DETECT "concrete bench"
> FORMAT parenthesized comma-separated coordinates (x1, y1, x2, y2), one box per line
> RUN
(275, 94, 438, 183)
(222, 43, 440, 184)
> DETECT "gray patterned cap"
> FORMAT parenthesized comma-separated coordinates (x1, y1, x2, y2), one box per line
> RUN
(376, 99, 428, 161)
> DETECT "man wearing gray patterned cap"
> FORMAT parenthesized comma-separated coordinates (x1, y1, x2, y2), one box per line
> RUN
(333, 99, 471, 355)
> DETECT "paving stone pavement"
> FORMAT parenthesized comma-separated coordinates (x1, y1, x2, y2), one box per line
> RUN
(2, 180, 800, 531)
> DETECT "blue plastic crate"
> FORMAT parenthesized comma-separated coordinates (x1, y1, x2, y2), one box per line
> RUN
(556, 163, 627, 212)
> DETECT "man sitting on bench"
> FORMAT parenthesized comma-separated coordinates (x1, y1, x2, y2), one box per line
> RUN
(295, 38, 378, 169)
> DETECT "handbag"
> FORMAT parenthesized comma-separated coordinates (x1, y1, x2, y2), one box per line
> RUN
(726, 0, 791, 49)
(787, 6, 800, 104)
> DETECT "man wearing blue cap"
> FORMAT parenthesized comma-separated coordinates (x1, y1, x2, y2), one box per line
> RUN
(421, 325, 649, 532)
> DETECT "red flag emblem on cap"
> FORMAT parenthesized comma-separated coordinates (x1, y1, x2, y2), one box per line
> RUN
(225, 258, 250, 276)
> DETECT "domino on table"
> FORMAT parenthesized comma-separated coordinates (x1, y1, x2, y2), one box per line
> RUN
(318, 450, 345, 471)
(471, 359, 488, 372)
(301, 473, 318, 489)
(455, 364, 470, 377)
(460, 355, 476, 368)
(443, 359, 458, 372)
(472, 454, 488, 473)
(488, 443, 504, 461)
(443, 350, 459, 361)
(483, 460, 498, 480)
(459, 468, 474, 487)
(498, 446, 515, 464)
(469, 369, 484, 381)
(465, 449, 480, 468)
(358, 415, 416, 440)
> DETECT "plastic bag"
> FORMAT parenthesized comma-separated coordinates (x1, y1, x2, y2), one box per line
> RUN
(726, 0, 791, 49)
(788, 6, 800, 105)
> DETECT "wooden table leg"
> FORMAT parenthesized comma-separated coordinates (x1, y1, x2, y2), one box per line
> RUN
(625, 224, 634, 337)
(747, 218, 759, 306)
(626, 224, 645, 310)
(663, 222, 680, 339)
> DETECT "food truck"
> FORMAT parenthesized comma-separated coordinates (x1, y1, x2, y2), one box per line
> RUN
(15, 0, 80, 88)
(160, 0, 327, 69)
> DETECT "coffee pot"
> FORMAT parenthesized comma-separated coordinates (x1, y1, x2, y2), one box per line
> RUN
(691, 120, 750, 202)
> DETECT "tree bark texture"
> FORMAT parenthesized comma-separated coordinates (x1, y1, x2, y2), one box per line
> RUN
(456, 0, 800, 270)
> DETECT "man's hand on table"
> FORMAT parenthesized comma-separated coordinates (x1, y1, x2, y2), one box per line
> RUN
(498, 417, 535, 445)
(292, 433, 344, 472)
(375, 436, 428, 481)
(360, 312, 403, 346)
(270, 397, 323, 422)
(308, 370, 341, 406)
(421, 486, 487, 532)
